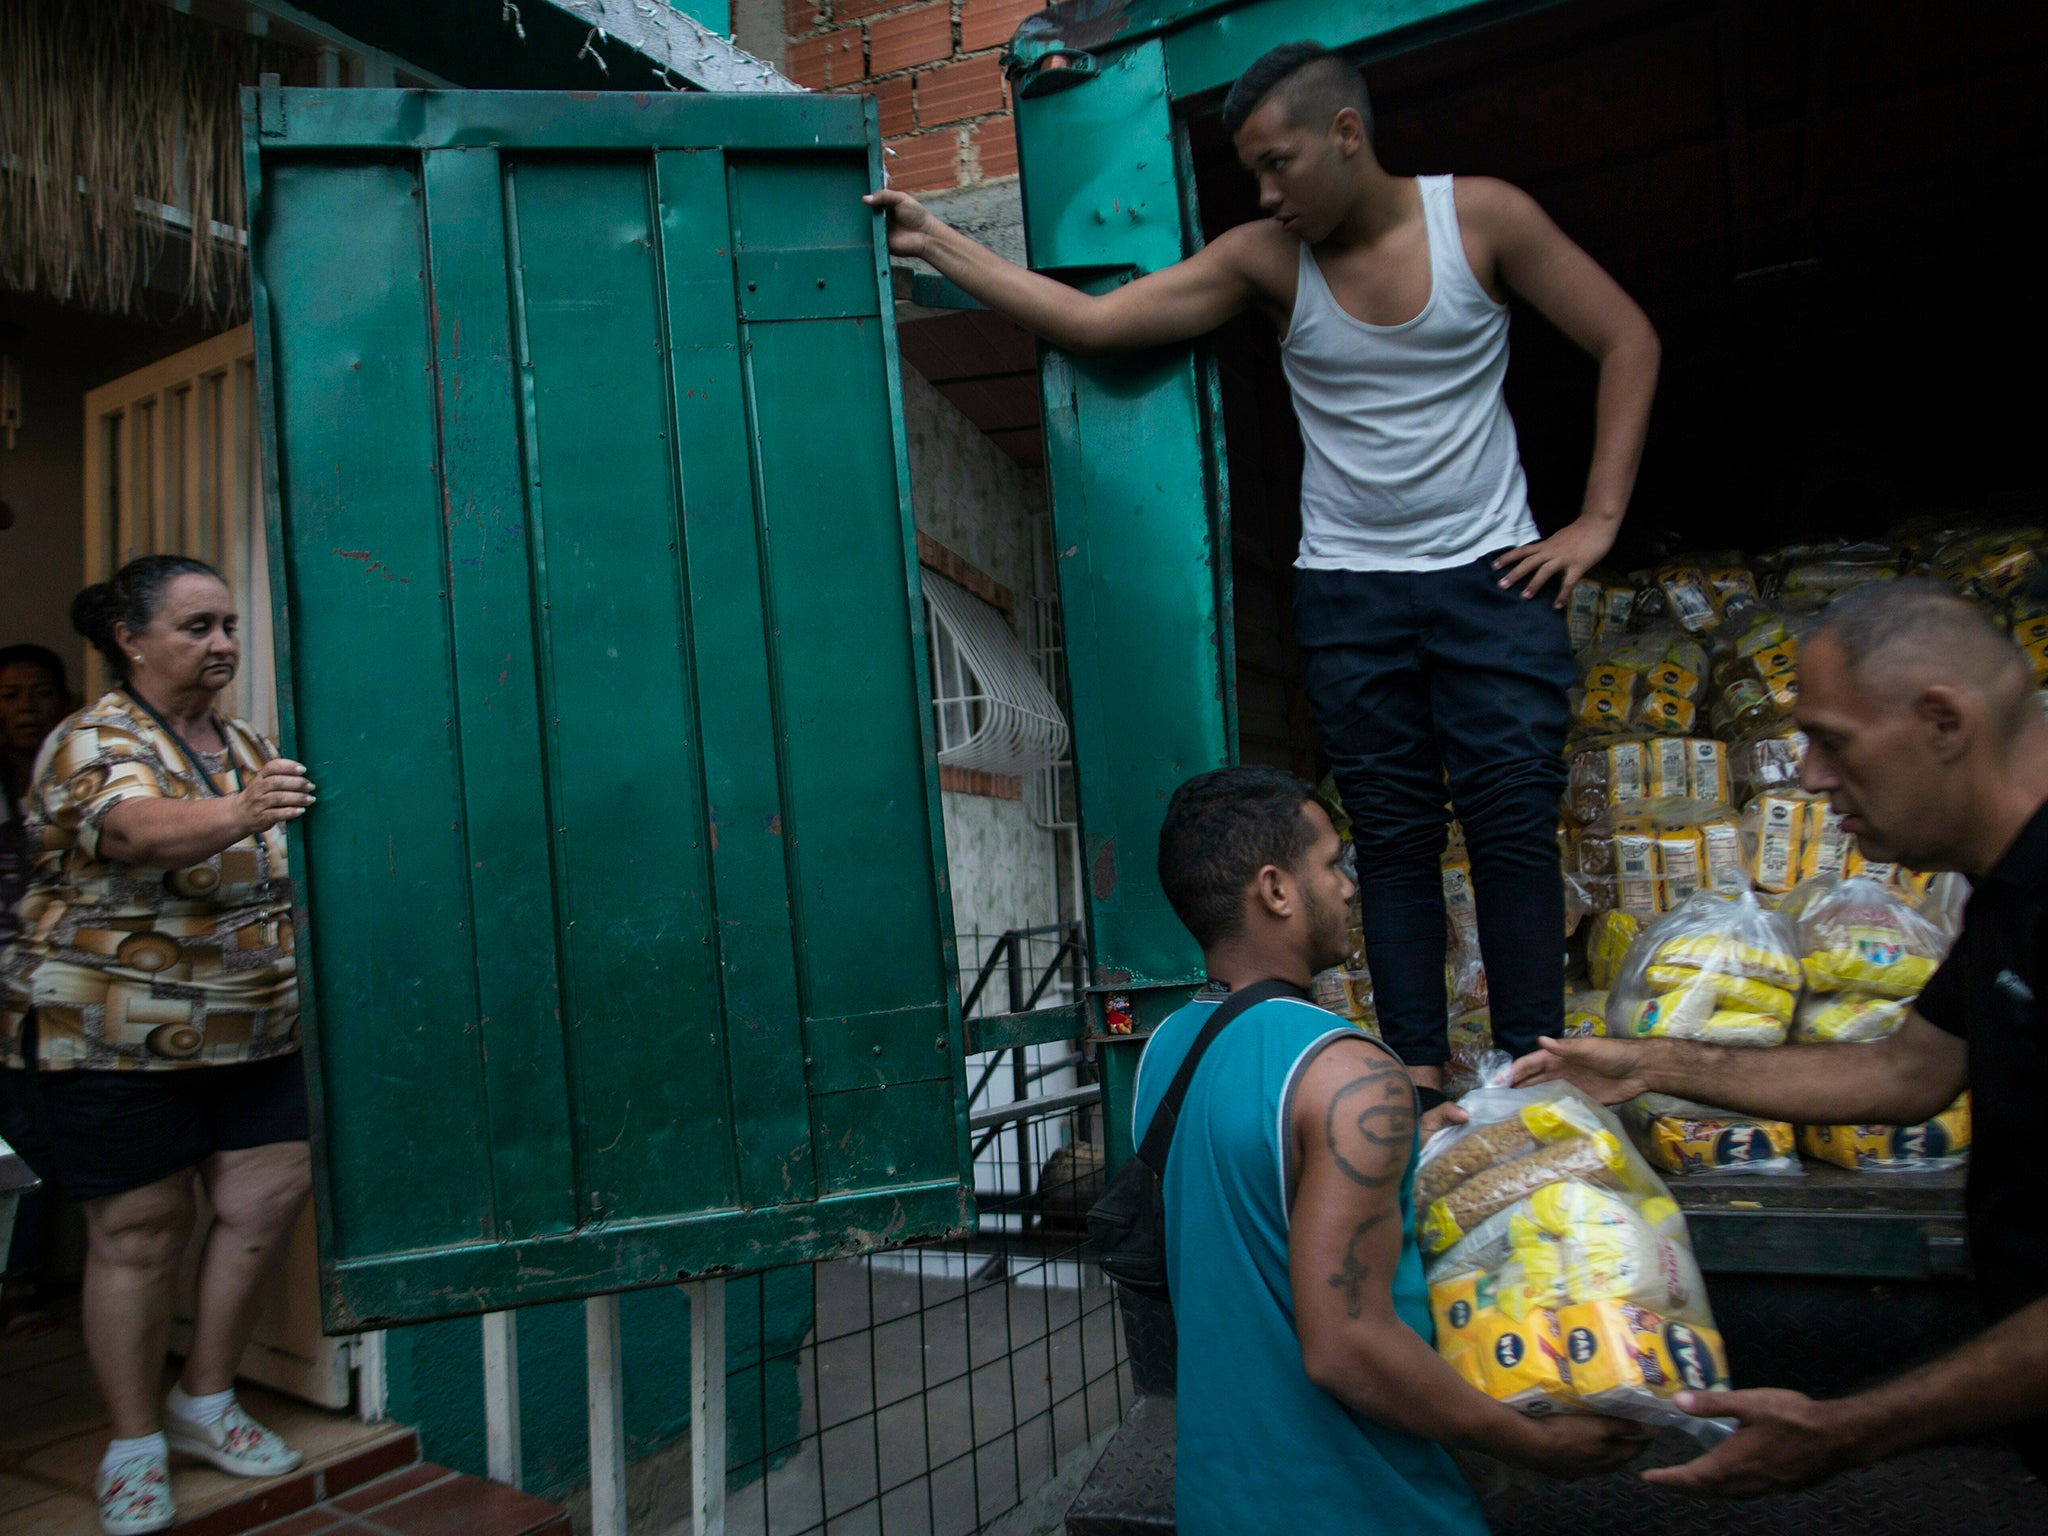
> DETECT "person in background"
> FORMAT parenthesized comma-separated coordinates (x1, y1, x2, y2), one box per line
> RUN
(1138, 764, 1647, 1534)
(0, 556, 316, 1536)
(0, 641, 76, 1335)
(1520, 580, 2048, 1496)
(869, 41, 1659, 1118)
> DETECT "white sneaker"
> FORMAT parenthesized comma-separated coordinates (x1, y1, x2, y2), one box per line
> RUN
(95, 1448, 175, 1534)
(164, 1398, 303, 1478)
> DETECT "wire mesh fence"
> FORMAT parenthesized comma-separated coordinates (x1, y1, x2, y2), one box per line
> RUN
(714, 1087, 1127, 1536)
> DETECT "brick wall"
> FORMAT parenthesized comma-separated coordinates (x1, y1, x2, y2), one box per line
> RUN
(784, 0, 1040, 192)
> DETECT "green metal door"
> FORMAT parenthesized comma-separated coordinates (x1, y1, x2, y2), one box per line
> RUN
(245, 89, 969, 1330)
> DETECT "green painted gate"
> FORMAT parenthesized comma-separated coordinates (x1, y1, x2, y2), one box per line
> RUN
(245, 89, 971, 1331)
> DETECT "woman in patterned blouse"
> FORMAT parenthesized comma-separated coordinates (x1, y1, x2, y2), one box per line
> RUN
(0, 556, 317, 1535)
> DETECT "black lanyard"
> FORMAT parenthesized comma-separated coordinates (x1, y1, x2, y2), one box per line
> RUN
(121, 685, 241, 798)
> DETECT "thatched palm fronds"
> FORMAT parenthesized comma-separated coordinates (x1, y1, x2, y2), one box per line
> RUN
(0, 0, 305, 320)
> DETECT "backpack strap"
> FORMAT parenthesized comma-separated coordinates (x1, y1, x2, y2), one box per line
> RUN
(1134, 978, 1311, 1176)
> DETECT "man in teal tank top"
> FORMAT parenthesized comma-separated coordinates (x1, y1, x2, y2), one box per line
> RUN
(1137, 766, 1648, 1533)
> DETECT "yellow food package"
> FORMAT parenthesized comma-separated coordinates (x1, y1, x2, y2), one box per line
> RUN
(1646, 661, 1702, 701)
(1750, 641, 1799, 682)
(1707, 567, 1757, 601)
(1699, 815, 1744, 890)
(1567, 580, 1607, 652)
(1582, 663, 1639, 696)
(1613, 816, 1663, 918)
(1555, 1300, 1730, 1408)
(1798, 1096, 1972, 1171)
(1791, 993, 1909, 1043)
(1629, 994, 1787, 1046)
(1688, 739, 1731, 804)
(1654, 827, 1707, 908)
(1802, 940, 1936, 999)
(1577, 687, 1633, 731)
(1469, 1306, 1575, 1414)
(2026, 635, 2048, 688)
(1632, 691, 1696, 735)
(1602, 586, 1639, 635)
(1658, 567, 1722, 633)
(1632, 1099, 1796, 1174)
(1563, 990, 1609, 1038)
(1586, 910, 1640, 990)
(2015, 614, 2048, 649)
(1505, 1184, 1706, 1319)
(1644, 736, 1691, 800)
(1744, 793, 1811, 894)
(1430, 1267, 1492, 1346)
(1650, 933, 1802, 990)
(1643, 966, 1797, 1019)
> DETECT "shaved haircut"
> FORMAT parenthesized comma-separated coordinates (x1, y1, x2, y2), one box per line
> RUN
(1222, 42, 1373, 140)
(1815, 579, 2033, 728)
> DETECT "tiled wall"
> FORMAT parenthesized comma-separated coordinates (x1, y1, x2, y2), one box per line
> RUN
(783, 0, 1041, 192)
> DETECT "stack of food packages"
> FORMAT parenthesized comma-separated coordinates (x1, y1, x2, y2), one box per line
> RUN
(1418, 1052, 1733, 1439)
(1784, 875, 1971, 1170)
(1557, 528, 2043, 1034)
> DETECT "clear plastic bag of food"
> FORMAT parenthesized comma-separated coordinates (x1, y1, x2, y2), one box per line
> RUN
(1445, 1007, 1495, 1098)
(1738, 792, 1859, 893)
(1562, 989, 1609, 1038)
(1584, 910, 1640, 990)
(1605, 884, 1799, 1046)
(1727, 725, 1807, 807)
(1799, 1095, 1971, 1172)
(1419, 1054, 1734, 1441)
(1626, 1094, 1801, 1177)
(1789, 874, 1945, 998)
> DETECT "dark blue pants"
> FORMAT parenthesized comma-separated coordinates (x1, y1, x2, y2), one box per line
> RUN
(1295, 557, 1575, 1067)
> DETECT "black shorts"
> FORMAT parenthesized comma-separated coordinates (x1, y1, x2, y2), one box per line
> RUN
(0, 1039, 308, 1203)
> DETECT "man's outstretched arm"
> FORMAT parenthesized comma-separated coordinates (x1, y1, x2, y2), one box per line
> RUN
(1513, 1013, 1969, 1127)
(866, 188, 1264, 354)
(1461, 179, 1660, 603)
(1645, 1294, 2048, 1498)
(1288, 1038, 1648, 1475)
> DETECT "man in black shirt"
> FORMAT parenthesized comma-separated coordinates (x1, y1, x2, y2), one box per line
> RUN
(1521, 578, 2048, 1496)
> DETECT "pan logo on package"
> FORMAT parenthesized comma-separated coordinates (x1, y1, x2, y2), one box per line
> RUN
(1493, 1332, 1526, 1369)
(1449, 1299, 1473, 1329)
(1566, 1327, 1599, 1366)
(1664, 1322, 1717, 1392)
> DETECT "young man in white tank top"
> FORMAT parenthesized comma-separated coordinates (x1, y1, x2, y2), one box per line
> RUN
(869, 43, 1659, 1120)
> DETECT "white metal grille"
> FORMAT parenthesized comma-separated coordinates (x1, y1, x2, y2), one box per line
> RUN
(923, 570, 1069, 777)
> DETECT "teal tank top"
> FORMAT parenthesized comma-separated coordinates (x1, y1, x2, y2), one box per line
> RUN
(1131, 995, 1489, 1536)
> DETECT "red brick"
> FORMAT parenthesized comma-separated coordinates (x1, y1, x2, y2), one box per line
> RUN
(833, 0, 908, 19)
(969, 115, 1018, 180)
(916, 55, 1006, 126)
(866, 4, 951, 76)
(784, 0, 819, 32)
(331, 1463, 451, 1516)
(249, 1511, 348, 1536)
(885, 130, 966, 193)
(366, 1471, 568, 1536)
(168, 1474, 316, 1536)
(786, 25, 863, 88)
(851, 75, 916, 137)
(317, 1430, 420, 1500)
(960, 0, 1040, 52)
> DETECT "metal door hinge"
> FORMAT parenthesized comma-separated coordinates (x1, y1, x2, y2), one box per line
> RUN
(1003, 39, 1099, 99)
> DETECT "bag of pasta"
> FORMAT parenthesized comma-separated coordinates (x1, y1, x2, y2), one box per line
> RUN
(1606, 885, 1800, 1047)
(1568, 736, 1730, 825)
(1420, 1054, 1733, 1441)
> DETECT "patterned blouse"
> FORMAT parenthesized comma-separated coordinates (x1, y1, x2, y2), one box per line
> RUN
(1, 689, 298, 1071)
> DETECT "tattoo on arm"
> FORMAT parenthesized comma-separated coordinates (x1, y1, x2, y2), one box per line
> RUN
(1328, 1213, 1389, 1319)
(1324, 1058, 1416, 1189)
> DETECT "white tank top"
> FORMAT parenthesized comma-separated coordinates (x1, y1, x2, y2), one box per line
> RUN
(1281, 174, 1539, 573)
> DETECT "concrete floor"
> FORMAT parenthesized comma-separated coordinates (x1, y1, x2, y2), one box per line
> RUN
(570, 1252, 1133, 1536)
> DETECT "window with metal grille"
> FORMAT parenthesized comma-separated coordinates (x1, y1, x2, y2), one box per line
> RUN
(922, 570, 1069, 777)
